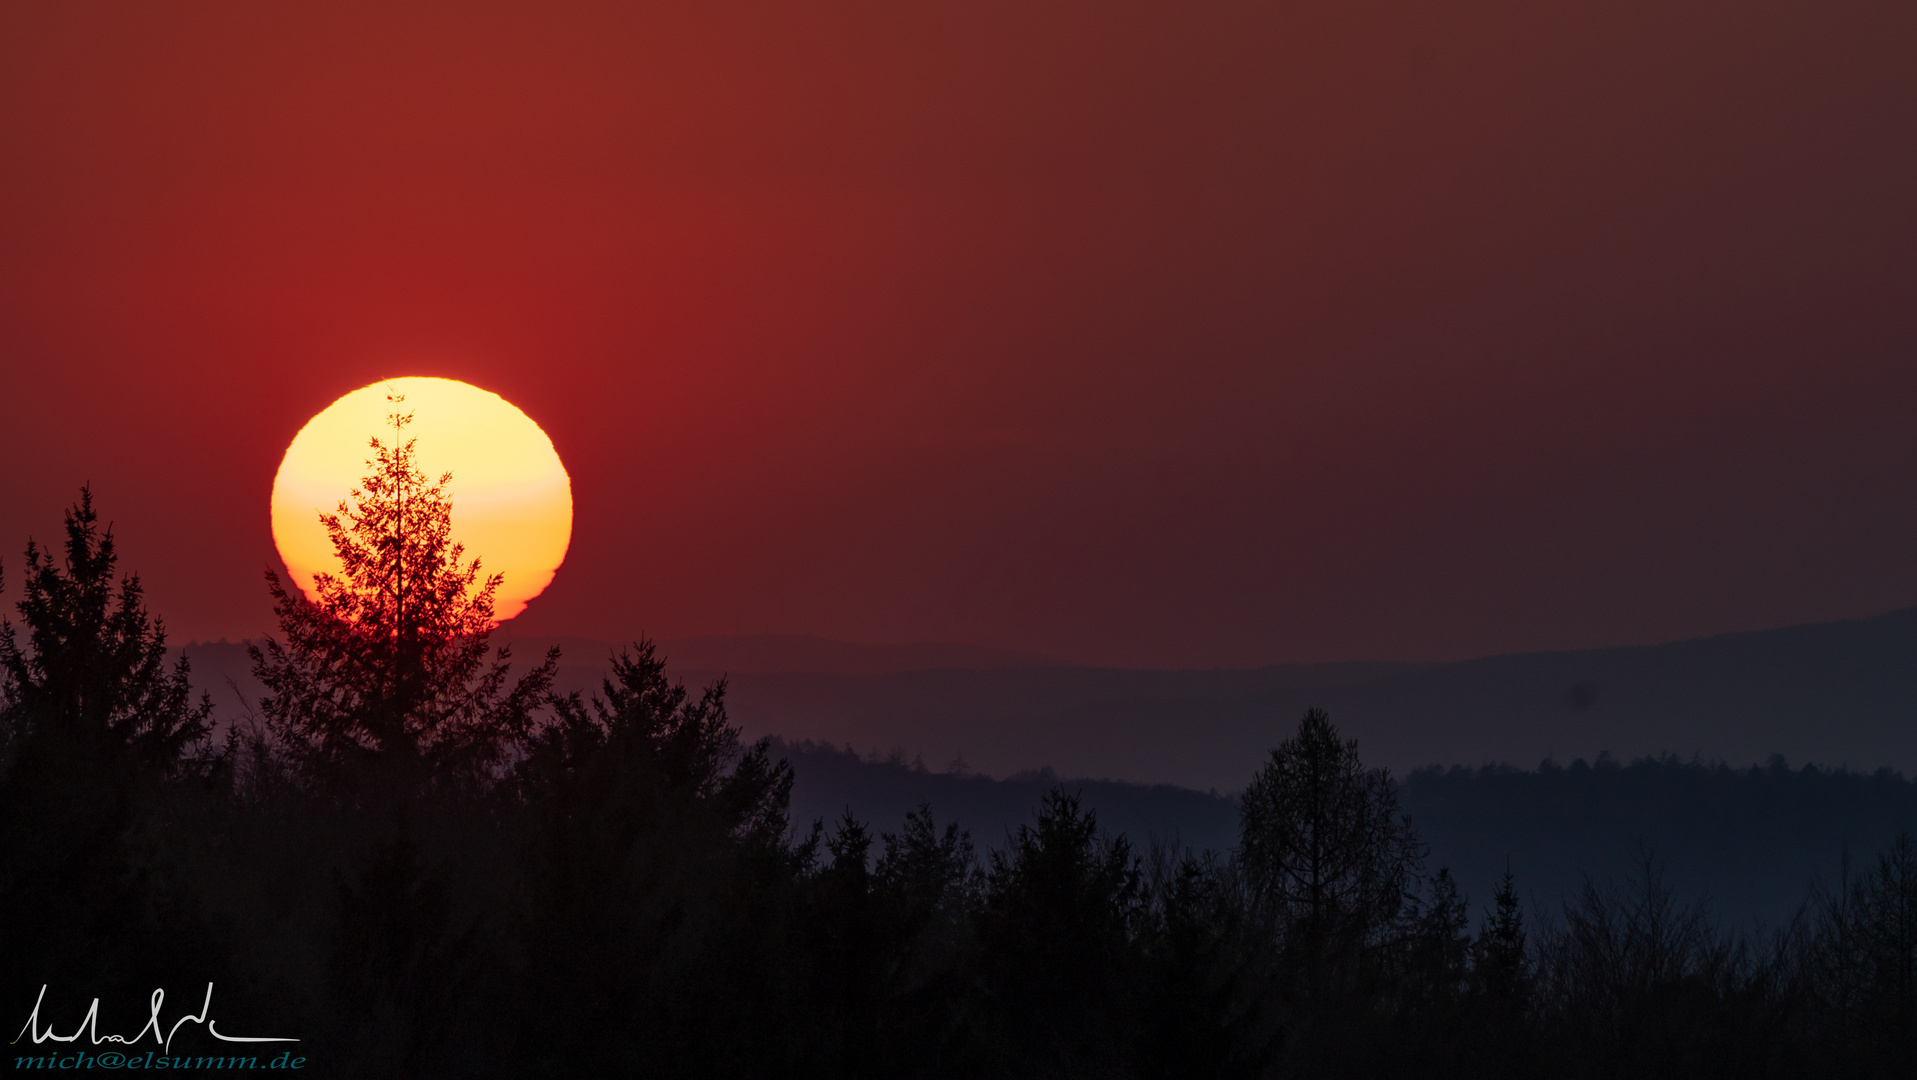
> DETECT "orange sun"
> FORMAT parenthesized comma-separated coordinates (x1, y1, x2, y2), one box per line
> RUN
(270, 377, 573, 621)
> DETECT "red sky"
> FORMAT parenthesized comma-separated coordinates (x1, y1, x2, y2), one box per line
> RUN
(2, 0, 1915, 668)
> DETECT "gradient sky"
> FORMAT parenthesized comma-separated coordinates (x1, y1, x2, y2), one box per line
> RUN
(3, 0, 1915, 668)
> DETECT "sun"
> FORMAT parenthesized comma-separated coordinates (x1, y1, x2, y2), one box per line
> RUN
(270, 377, 572, 622)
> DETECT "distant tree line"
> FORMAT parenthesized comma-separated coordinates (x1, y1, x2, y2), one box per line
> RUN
(4, 421, 1915, 1077)
(1400, 751, 1917, 929)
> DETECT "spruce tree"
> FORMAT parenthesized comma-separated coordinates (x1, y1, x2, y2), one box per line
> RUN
(501, 640, 796, 1076)
(0, 489, 212, 777)
(250, 395, 555, 795)
(0, 490, 219, 1000)
(1472, 865, 1530, 1003)
(976, 788, 1145, 1074)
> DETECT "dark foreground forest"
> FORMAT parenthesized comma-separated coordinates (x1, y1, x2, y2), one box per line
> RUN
(6, 482, 1917, 1076)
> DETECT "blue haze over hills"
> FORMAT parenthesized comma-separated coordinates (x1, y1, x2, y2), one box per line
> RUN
(631, 606, 1917, 791)
(181, 605, 1917, 923)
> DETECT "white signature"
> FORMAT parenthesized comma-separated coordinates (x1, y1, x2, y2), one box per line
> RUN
(12, 984, 299, 1054)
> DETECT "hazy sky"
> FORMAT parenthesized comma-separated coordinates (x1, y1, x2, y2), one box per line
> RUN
(3, 1, 1915, 667)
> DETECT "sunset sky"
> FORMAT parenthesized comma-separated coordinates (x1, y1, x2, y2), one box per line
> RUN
(3, 0, 1915, 668)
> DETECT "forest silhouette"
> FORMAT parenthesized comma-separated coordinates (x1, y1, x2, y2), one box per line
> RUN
(4, 422, 1917, 1077)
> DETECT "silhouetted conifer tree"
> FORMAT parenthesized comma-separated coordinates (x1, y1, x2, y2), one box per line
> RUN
(502, 640, 796, 1077)
(235, 400, 562, 1077)
(249, 395, 555, 796)
(1239, 709, 1423, 1003)
(976, 788, 1145, 1076)
(517, 641, 791, 843)
(874, 802, 980, 996)
(1137, 848, 1275, 1079)
(1471, 865, 1530, 1004)
(1402, 867, 1471, 1003)
(0, 490, 218, 1002)
(1454, 866, 1536, 1077)
(876, 803, 979, 937)
(0, 489, 212, 775)
(811, 803, 985, 1077)
(799, 812, 885, 1076)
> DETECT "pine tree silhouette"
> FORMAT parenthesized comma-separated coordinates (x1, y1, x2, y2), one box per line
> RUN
(250, 393, 555, 796)
(1472, 864, 1530, 1004)
(977, 788, 1145, 1075)
(501, 640, 796, 1076)
(0, 490, 220, 1002)
(0, 489, 212, 775)
(1404, 867, 1471, 1003)
(870, 803, 980, 1070)
(1238, 708, 1423, 1002)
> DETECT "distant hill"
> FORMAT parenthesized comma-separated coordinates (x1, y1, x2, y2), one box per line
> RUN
(685, 608, 1917, 791)
(785, 742, 1917, 928)
(183, 605, 1917, 791)
(778, 737, 1242, 855)
(501, 633, 1056, 677)
(175, 632, 1053, 719)
(177, 622, 1917, 926)
(1402, 756, 1917, 928)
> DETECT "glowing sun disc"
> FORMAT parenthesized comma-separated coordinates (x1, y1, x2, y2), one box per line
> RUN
(270, 377, 572, 622)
